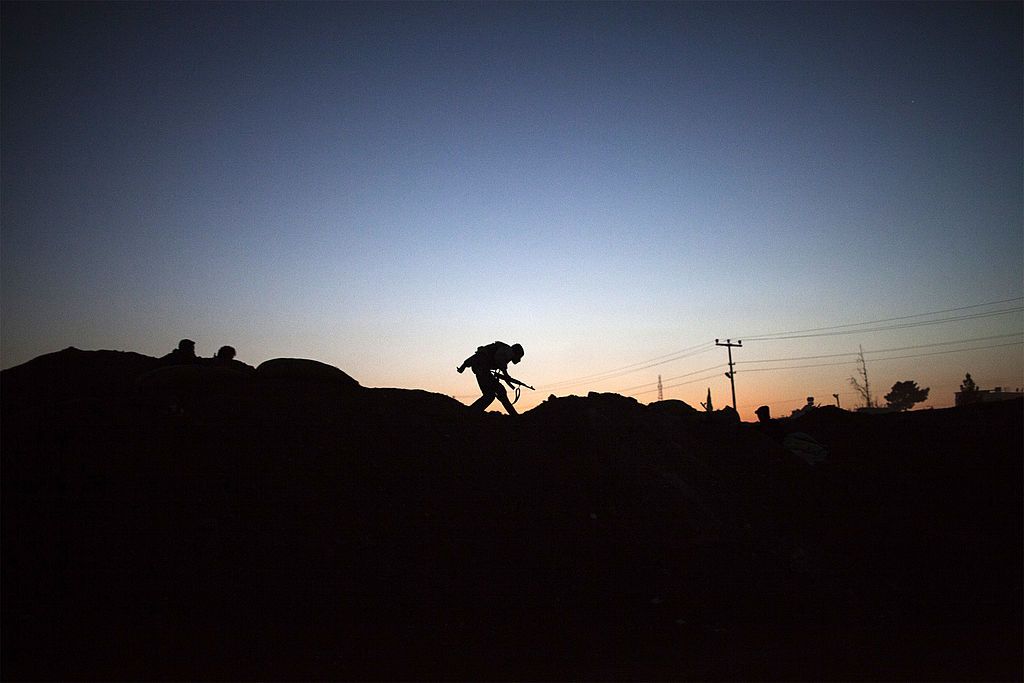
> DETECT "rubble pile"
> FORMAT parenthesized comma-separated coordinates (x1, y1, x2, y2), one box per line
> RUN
(3, 348, 1021, 680)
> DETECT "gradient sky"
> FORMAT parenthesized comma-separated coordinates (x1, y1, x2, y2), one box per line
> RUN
(3, 1, 1021, 419)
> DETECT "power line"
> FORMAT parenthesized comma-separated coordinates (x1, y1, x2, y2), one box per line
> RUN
(539, 341, 715, 390)
(740, 340, 1023, 373)
(615, 363, 725, 394)
(743, 307, 1023, 341)
(628, 370, 728, 396)
(861, 340, 1023, 364)
(541, 341, 715, 388)
(543, 297, 1023, 392)
(452, 337, 1022, 404)
(741, 296, 1024, 341)
(661, 363, 729, 384)
(735, 332, 1023, 365)
(624, 325, 1021, 400)
(468, 296, 1023, 403)
(664, 371, 731, 392)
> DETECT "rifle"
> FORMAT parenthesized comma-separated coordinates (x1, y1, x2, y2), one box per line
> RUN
(504, 375, 535, 391)
(491, 371, 535, 404)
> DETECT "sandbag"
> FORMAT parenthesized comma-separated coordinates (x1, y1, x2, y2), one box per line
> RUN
(255, 358, 360, 388)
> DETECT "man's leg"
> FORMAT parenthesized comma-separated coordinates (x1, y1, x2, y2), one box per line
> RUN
(471, 369, 496, 411)
(470, 393, 495, 411)
(494, 383, 518, 416)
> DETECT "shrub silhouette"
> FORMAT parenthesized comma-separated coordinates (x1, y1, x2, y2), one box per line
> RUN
(884, 380, 930, 411)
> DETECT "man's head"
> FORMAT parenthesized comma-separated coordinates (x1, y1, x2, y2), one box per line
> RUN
(511, 343, 524, 364)
(216, 345, 236, 360)
(178, 339, 196, 354)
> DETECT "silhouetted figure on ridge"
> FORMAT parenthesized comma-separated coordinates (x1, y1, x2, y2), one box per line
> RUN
(160, 338, 198, 365)
(210, 345, 255, 373)
(457, 341, 530, 415)
(790, 396, 816, 417)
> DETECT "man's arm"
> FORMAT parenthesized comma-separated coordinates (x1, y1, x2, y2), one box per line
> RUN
(456, 354, 476, 373)
(502, 372, 534, 390)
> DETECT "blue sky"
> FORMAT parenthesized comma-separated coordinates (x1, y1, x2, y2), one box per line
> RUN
(3, 2, 1021, 417)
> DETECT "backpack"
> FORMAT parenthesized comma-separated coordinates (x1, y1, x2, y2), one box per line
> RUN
(474, 341, 510, 369)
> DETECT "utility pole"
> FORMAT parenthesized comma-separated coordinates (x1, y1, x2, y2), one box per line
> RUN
(657, 375, 663, 401)
(715, 338, 742, 412)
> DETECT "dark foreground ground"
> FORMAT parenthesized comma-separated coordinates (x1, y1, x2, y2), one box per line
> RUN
(3, 349, 1022, 680)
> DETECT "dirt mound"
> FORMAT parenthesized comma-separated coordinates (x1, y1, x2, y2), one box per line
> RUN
(1, 347, 160, 414)
(255, 357, 360, 388)
(2, 350, 1021, 680)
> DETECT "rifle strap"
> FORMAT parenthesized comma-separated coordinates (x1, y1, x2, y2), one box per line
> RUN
(490, 370, 522, 405)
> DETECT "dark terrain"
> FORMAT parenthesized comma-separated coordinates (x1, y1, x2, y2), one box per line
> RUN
(2, 348, 1021, 680)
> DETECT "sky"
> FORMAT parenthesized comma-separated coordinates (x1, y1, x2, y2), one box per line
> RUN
(2, 1, 1021, 419)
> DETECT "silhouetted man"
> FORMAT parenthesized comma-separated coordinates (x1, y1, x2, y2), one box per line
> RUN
(457, 341, 525, 415)
(214, 345, 236, 362)
(210, 345, 255, 373)
(160, 338, 198, 365)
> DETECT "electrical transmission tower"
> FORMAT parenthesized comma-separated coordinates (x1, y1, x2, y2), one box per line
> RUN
(715, 338, 742, 411)
(657, 375, 663, 401)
